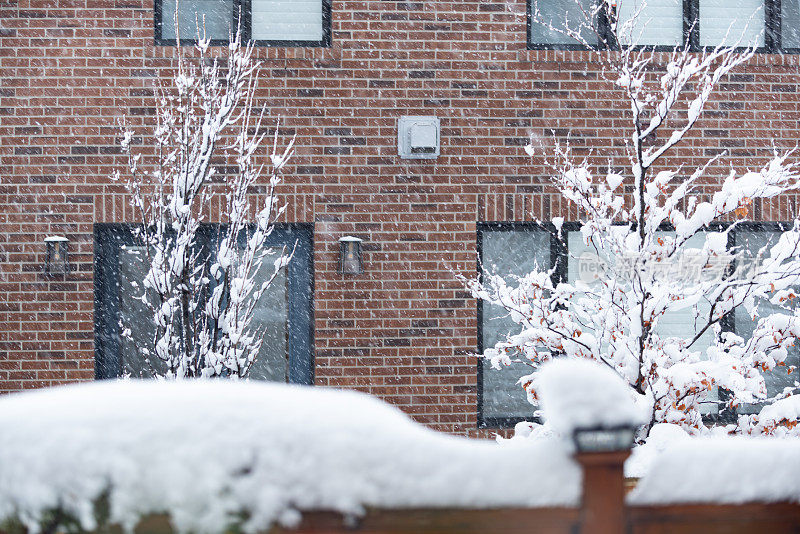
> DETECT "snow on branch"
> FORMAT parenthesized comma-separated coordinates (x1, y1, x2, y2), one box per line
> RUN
(116, 24, 295, 379)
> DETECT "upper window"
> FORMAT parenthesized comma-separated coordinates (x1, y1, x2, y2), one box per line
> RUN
(616, 0, 684, 47)
(698, 0, 765, 48)
(527, 0, 798, 52)
(155, 0, 332, 46)
(94, 223, 314, 384)
(477, 222, 799, 428)
(782, 0, 800, 48)
(528, 0, 601, 48)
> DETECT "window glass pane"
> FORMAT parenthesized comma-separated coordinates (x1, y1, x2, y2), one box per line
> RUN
(735, 230, 800, 413)
(160, 0, 234, 41)
(656, 232, 715, 354)
(248, 256, 289, 381)
(114, 240, 291, 381)
(782, 0, 800, 48)
(251, 0, 323, 41)
(118, 246, 168, 378)
(567, 230, 608, 285)
(658, 232, 720, 414)
(566, 230, 610, 348)
(529, 0, 597, 46)
(699, 0, 765, 48)
(616, 0, 683, 46)
(481, 229, 551, 421)
(96, 225, 312, 382)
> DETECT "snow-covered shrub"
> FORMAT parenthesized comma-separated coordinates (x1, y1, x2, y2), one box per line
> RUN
(467, 1, 800, 438)
(114, 27, 295, 379)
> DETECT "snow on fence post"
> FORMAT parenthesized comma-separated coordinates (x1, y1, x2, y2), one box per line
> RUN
(535, 359, 648, 534)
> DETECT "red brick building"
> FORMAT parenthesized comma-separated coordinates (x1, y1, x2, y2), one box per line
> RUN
(2, 0, 800, 435)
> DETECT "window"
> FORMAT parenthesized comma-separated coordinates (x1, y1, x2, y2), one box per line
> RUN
(155, 0, 332, 46)
(478, 222, 798, 427)
(567, 227, 722, 415)
(616, 0, 684, 47)
(527, 0, 795, 52)
(477, 223, 566, 427)
(734, 225, 800, 414)
(783, 0, 800, 48)
(527, 0, 600, 48)
(698, 0, 765, 48)
(94, 223, 314, 384)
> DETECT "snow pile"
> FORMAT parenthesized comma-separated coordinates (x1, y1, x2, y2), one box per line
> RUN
(0, 381, 580, 533)
(536, 359, 648, 436)
(625, 423, 691, 478)
(629, 437, 800, 505)
(497, 420, 559, 445)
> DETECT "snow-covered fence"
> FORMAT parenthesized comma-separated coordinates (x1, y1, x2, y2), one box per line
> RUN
(0, 381, 581, 533)
(0, 365, 798, 534)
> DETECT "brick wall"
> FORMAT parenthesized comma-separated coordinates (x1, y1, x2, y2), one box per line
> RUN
(2, 0, 800, 435)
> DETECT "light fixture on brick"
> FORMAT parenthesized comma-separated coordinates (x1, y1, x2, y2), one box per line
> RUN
(338, 236, 363, 275)
(44, 236, 70, 275)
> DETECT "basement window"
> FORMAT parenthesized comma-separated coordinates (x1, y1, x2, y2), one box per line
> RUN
(733, 227, 800, 415)
(155, 0, 332, 47)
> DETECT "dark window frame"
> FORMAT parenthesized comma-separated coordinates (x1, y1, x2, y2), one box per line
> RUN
(477, 220, 795, 429)
(527, 0, 791, 53)
(154, 0, 332, 47)
(94, 222, 315, 384)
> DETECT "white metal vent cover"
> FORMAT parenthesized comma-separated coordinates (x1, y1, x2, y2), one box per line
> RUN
(398, 116, 440, 159)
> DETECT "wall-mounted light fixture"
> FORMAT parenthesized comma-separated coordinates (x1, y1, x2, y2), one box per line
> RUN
(338, 236, 363, 275)
(44, 236, 70, 275)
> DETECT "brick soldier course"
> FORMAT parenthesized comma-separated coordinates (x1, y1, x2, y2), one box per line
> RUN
(2, 0, 800, 435)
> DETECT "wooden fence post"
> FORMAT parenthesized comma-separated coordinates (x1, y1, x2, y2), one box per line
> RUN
(575, 451, 630, 534)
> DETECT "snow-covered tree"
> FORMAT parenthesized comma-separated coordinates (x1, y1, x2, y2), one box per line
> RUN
(115, 26, 295, 379)
(467, 0, 800, 438)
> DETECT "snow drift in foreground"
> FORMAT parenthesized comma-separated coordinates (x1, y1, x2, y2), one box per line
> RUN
(629, 437, 800, 505)
(625, 423, 692, 478)
(0, 381, 579, 533)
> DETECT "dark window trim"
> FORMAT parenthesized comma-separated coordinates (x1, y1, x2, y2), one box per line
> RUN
(527, 0, 790, 53)
(154, 0, 332, 47)
(477, 220, 794, 429)
(94, 222, 314, 384)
